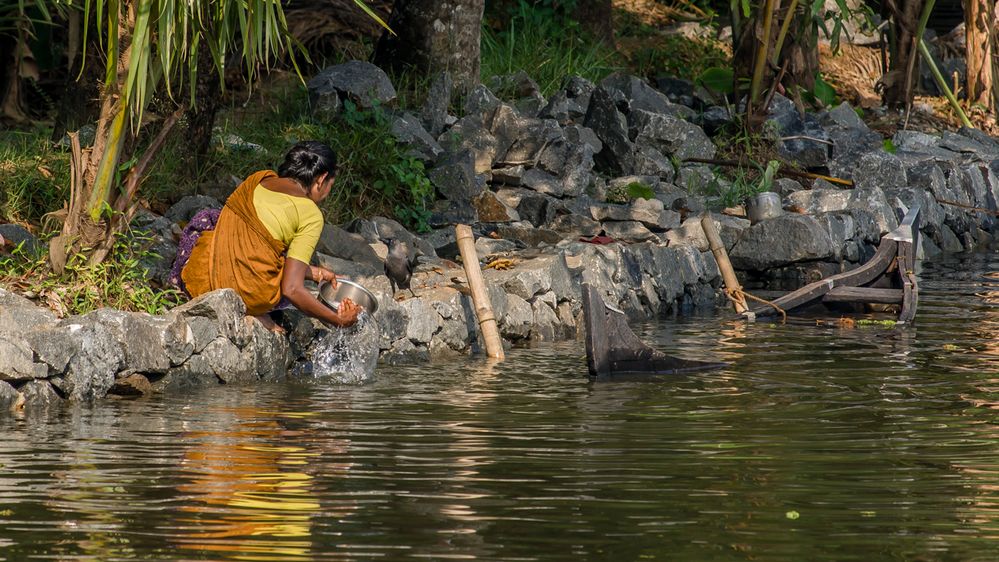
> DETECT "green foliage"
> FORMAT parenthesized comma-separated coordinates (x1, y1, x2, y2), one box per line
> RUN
(801, 72, 838, 108)
(480, 1, 620, 97)
(632, 34, 730, 84)
(0, 128, 70, 226)
(0, 229, 183, 317)
(698, 66, 736, 95)
(882, 139, 897, 154)
(606, 181, 655, 204)
(693, 160, 781, 209)
(276, 98, 435, 232)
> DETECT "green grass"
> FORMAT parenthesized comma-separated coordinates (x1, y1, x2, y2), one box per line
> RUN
(0, 126, 70, 228)
(480, 4, 621, 98)
(626, 33, 730, 84)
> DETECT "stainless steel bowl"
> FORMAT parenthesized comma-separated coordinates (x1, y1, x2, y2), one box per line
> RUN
(318, 279, 379, 316)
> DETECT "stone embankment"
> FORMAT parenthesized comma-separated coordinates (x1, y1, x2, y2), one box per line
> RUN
(4, 60, 999, 412)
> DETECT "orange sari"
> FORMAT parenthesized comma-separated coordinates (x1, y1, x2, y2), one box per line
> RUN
(182, 170, 289, 315)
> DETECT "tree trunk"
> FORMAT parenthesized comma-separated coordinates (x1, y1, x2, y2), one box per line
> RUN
(881, 0, 923, 108)
(573, 0, 614, 45)
(187, 41, 221, 160)
(965, 0, 993, 109)
(372, 0, 486, 92)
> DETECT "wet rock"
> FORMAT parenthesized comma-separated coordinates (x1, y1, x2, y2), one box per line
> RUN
(173, 289, 253, 348)
(154, 355, 220, 391)
(0, 333, 47, 381)
(0, 223, 41, 255)
(109, 373, 153, 396)
(474, 190, 519, 223)
(251, 320, 290, 380)
(0, 288, 56, 334)
(308, 60, 396, 113)
(530, 298, 559, 342)
(19, 380, 61, 409)
(381, 338, 430, 365)
(390, 112, 444, 162)
(729, 214, 836, 270)
(0, 380, 21, 412)
(629, 108, 716, 161)
(421, 71, 453, 137)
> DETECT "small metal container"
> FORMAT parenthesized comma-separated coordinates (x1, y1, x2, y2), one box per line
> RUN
(745, 191, 783, 224)
(318, 279, 379, 316)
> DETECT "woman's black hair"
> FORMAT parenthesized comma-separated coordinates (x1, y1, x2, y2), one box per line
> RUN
(277, 141, 338, 192)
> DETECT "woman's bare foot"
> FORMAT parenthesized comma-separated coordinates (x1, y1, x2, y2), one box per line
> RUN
(253, 314, 286, 334)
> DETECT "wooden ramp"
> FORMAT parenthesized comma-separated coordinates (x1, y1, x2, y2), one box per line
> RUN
(582, 283, 726, 378)
(750, 205, 921, 324)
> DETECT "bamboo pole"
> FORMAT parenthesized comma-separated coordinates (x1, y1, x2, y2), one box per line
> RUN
(455, 224, 505, 360)
(701, 214, 749, 315)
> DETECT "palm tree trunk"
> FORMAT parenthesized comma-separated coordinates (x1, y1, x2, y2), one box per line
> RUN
(964, 0, 994, 110)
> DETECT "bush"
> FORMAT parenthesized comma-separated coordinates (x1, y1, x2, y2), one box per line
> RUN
(0, 128, 69, 227)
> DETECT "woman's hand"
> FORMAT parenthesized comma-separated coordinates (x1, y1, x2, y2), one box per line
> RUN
(337, 297, 362, 327)
(312, 266, 340, 288)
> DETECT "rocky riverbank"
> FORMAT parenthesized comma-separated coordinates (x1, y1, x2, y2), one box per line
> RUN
(4, 60, 999, 413)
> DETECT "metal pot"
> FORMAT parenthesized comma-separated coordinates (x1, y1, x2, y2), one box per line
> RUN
(318, 279, 379, 316)
(745, 191, 783, 224)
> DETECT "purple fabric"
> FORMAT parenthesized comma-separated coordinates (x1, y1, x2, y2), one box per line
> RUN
(169, 208, 221, 295)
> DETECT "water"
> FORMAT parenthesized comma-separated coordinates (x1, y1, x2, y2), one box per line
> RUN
(308, 313, 379, 383)
(2, 251, 999, 561)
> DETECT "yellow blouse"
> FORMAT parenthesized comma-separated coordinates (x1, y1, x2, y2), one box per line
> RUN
(252, 185, 324, 264)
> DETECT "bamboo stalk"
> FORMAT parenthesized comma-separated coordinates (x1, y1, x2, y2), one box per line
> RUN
(917, 38, 975, 129)
(771, 0, 800, 63)
(750, 0, 781, 107)
(701, 215, 749, 314)
(455, 224, 505, 360)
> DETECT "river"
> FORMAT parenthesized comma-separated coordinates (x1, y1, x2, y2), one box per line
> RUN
(2, 250, 998, 561)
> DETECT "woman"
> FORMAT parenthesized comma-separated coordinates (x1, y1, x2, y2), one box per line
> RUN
(174, 141, 361, 331)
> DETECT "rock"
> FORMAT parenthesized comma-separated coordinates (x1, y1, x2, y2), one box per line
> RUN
(108, 373, 153, 396)
(202, 336, 255, 384)
(428, 199, 478, 228)
(729, 214, 837, 270)
(390, 112, 444, 162)
(517, 193, 557, 227)
(848, 186, 899, 235)
(485, 253, 576, 303)
(308, 60, 396, 113)
(631, 145, 676, 181)
(344, 217, 436, 261)
(778, 114, 830, 169)
(675, 165, 716, 193)
(550, 213, 600, 236)
(474, 190, 519, 223)
(521, 168, 564, 197)
(251, 320, 290, 380)
(19, 380, 61, 409)
(475, 237, 517, 255)
(164, 195, 222, 224)
(0, 333, 47, 381)
(421, 72, 453, 137)
(853, 151, 907, 192)
(601, 73, 691, 118)
(59, 321, 124, 401)
(0, 288, 56, 334)
(173, 289, 252, 348)
(492, 224, 562, 247)
(535, 139, 596, 198)
(0, 223, 41, 255)
(698, 105, 734, 134)
(564, 124, 603, 153)
(539, 76, 595, 124)
(492, 165, 526, 186)
(0, 380, 22, 412)
(443, 118, 499, 173)
(381, 338, 430, 365)
(530, 298, 559, 342)
(153, 355, 220, 391)
(131, 211, 181, 286)
(590, 198, 677, 230)
(315, 225, 382, 271)
(584, 86, 635, 174)
(499, 293, 533, 339)
(664, 214, 749, 252)
(399, 298, 439, 344)
(786, 188, 852, 214)
(628, 108, 716, 161)
(600, 220, 658, 242)
(773, 178, 804, 196)
(72, 309, 195, 374)
(463, 84, 502, 117)
(430, 150, 480, 201)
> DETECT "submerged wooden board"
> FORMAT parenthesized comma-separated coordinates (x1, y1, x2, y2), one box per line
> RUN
(582, 284, 726, 378)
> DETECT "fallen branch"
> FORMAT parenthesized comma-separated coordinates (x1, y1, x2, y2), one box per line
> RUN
(935, 197, 999, 217)
(683, 158, 855, 187)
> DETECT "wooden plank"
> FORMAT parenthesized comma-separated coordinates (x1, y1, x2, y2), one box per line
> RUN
(822, 286, 903, 304)
(582, 284, 610, 377)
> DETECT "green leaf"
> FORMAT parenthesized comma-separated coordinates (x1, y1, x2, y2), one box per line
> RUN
(813, 74, 838, 107)
(698, 66, 734, 94)
(626, 182, 655, 200)
(883, 139, 896, 154)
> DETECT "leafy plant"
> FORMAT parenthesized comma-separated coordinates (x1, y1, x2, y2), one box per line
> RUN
(606, 181, 655, 204)
(631, 34, 730, 85)
(1, 228, 183, 317)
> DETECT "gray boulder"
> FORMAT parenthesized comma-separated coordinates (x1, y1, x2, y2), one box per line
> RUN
(0, 380, 21, 412)
(316, 224, 383, 270)
(308, 60, 397, 113)
(0, 333, 47, 381)
(0, 223, 41, 255)
(584, 86, 635, 174)
(729, 214, 837, 270)
(164, 195, 222, 224)
(19, 380, 60, 409)
(629, 109, 716, 161)
(57, 320, 124, 401)
(0, 288, 56, 334)
(390, 112, 444, 162)
(539, 76, 595, 124)
(430, 150, 481, 201)
(173, 289, 253, 348)
(421, 72, 453, 137)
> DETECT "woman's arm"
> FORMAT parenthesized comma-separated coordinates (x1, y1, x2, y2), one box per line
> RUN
(281, 258, 361, 327)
